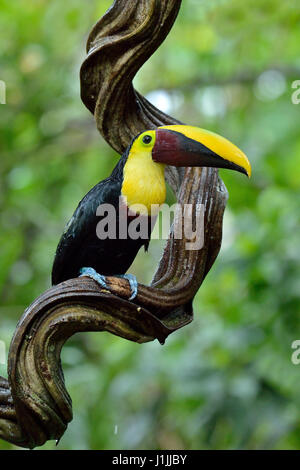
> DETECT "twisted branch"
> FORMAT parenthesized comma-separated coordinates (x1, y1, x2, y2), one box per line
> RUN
(0, 0, 228, 448)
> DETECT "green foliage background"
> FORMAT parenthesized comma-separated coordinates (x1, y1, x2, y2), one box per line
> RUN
(0, 0, 299, 450)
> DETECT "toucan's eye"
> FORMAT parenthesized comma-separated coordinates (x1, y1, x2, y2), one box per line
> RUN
(142, 135, 152, 145)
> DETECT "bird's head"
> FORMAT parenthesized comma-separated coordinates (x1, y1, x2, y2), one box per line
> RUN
(131, 125, 251, 177)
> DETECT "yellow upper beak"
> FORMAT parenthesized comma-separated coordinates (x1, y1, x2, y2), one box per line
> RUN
(155, 125, 251, 177)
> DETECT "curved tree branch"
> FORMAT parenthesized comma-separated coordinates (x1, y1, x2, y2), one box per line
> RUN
(0, 0, 228, 448)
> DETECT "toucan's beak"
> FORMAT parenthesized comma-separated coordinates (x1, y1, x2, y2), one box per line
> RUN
(152, 125, 251, 177)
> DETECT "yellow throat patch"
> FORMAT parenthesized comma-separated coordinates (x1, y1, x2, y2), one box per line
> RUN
(121, 131, 166, 216)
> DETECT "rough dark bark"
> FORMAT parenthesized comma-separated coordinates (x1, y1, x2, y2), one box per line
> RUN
(0, 0, 228, 449)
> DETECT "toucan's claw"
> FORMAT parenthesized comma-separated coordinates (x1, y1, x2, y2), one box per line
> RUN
(79, 268, 138, 301)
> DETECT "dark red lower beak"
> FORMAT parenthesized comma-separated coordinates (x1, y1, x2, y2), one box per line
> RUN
(152, 128, 248, 176)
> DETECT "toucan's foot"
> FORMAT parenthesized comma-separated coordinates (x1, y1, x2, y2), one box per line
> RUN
(79, 267, 109, 290)
(116, 274, 138, 300)
(79, 268, 138, 301)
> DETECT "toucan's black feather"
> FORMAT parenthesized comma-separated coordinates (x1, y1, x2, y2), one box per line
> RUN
(51, 144, 151, 285)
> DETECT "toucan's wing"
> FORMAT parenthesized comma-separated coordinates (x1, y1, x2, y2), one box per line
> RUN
(51, 177, 121, 285)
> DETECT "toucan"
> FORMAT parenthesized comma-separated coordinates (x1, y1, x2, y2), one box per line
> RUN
(52, 125, 251, 299)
